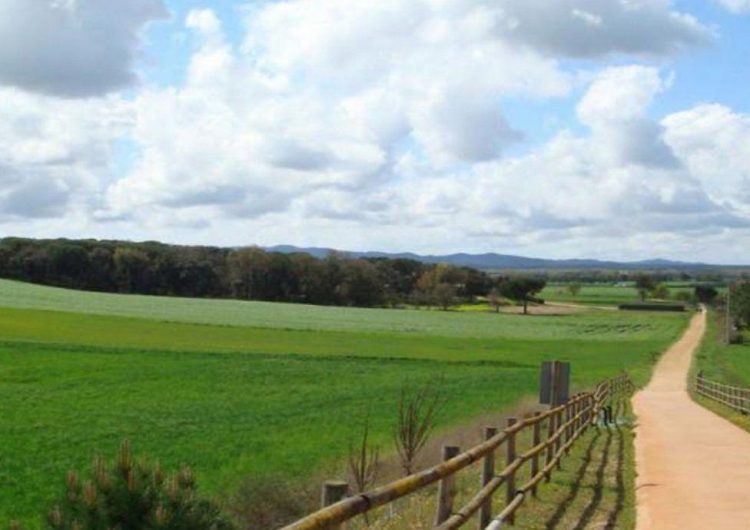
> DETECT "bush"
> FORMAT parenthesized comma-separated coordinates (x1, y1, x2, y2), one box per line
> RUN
(618, 303, 685, 312)
(46, 440, 234, 530)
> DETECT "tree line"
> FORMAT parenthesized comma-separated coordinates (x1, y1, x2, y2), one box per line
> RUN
(0, 237, 508, 308)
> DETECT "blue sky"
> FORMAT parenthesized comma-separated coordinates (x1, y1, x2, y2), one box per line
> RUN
(0, 0, 749, 262)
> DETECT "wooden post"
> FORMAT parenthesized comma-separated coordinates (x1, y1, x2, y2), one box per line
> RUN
(506, 417, 518, 525)
(531, 412, 541, 497)
(564, 402, 572, 454)
(555, 408, 563, 469)
(434, 445, 460, 526)
(322, 481, 349, 530)
(479, 428, 498, 529)
(545, 409, 555, 482)
(697, 370, 704, 394)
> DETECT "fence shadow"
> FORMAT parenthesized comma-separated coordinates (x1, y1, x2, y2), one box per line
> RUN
(542, 429, 601, 529)
(544, 398, 630, 530)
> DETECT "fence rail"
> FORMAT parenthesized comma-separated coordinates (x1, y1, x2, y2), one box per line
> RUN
(696, 371, 750, 415)
(280, 373, 632, 530)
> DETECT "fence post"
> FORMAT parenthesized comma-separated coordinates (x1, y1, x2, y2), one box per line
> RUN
(545, 409, 555, 481)
(564, 400, 572, 454)
(322, 481, 349, 530)
(479, 428, 498, 529)
(555, 407, 563, 468)
(506, 417, 518, 525)
(434, 445, 460, 526)
(531, 412, 541, 497)
(697, 370, 704, 394)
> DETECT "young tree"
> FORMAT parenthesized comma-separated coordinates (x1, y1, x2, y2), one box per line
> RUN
(498, 277, 547, 315)
(634, 274, 656, 301)
(487, 288, 505, 313)
(567, 283, 582, 297)
(651, 283, 670, 300)
(46, 440, 233, 530)
(393, 378, 444, 476)
(348, 415, 380, 493)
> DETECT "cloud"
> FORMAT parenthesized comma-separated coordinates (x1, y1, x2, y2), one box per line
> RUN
(0, 88, 128, 219)
(663, 104, 750, 206)
(0, 0, 167, 97)
(0, 0, 748, 261)
(715, 0, 750, 14)
(577, 66, 680, 168)
(496, 0, 713, 58)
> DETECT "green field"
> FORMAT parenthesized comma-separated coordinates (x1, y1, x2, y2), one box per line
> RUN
(541, 283, 696, 307)
(694, 310, 750, 387)
(0, 280, 689, 527)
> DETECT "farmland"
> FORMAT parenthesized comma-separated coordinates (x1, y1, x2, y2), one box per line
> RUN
(0, 280, 689, 527)
(541, 282, 699, 307)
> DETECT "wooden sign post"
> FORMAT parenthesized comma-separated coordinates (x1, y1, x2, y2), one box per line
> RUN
(540, 361, 571, 406)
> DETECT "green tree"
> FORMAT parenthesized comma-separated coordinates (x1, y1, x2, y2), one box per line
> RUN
(634, 274, 656, 301)
(46, 440, 234, 530)
(694, 284, 718, 305)
(567, 283, 582, 297)
(498, 277, 547, 315)
(113, 247, 151, 293)
(651, 283, 670, 300)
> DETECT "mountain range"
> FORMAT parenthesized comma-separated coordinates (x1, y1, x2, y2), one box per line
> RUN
(264, 245, 720, 271)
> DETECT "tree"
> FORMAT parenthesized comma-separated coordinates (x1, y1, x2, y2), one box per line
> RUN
(567, 283, 582, 297)
(651, 283, 670, 300)
(730, 281, 750, 329)
(694, 284, 719, 305)
(634, 274, 656, 301)
(432, 282, 457, 311)
(113, 247, 151, 293)
(46, 440, 234, 530)
(498, 277, 547, 315)
(393, 378, 444, 476)
(487, 288, 505, 313)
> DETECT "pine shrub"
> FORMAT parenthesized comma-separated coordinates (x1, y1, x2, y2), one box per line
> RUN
(45, 440, 234, 530)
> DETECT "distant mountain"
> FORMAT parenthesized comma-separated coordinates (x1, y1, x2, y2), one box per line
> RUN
(264, 245, 717, 271)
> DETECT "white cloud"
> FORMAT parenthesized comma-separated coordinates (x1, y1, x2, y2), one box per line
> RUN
(496, 0, 712, 58)
(0, 0, 167, 97)
(663, 104, 750, 207)
(0, 88, 129, 219)
(715, 0, 750, 14)
(0, 0, 748, 262)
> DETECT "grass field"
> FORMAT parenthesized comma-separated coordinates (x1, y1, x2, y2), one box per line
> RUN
(693, 310, 750, 387)
(690, 309, 750, 434)
(0, 280, 689, 527)
(541, 283, 697, 307)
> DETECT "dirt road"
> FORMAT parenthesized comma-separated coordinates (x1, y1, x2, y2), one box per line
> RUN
(633, 309, 750, 529)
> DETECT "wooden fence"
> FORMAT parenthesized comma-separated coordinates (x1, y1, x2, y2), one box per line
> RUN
(696, 371, 750, 415)
(280, 373, 632, 530)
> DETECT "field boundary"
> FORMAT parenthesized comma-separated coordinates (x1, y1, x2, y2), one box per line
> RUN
(280, 373, 632, 530)
(696, 371, 750, 415)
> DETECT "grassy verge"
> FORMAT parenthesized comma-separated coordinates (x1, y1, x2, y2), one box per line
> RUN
(690, 308, 750, 431)
(339, 395, 636, 530)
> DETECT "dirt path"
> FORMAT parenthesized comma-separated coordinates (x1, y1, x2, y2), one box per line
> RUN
(633, 309, 750, 529)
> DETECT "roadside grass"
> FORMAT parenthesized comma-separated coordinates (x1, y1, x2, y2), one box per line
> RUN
(690, 308, 750, 431)
(342, 396, 636, 530)
(0, 280, 688, 527)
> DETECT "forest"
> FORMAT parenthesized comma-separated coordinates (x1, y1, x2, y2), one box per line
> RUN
(0, 237, 496, 308)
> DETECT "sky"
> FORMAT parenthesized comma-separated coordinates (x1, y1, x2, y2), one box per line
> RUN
(1, 0, 749, 262)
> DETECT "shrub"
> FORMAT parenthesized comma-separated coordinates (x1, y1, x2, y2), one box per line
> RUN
(618, 303, 685, 312)
(46, 440, 234, 530)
